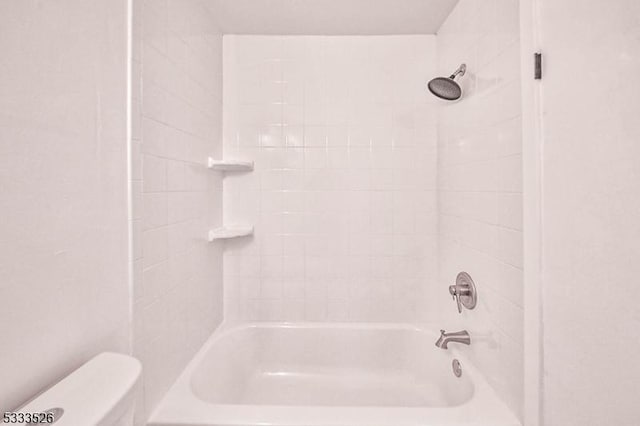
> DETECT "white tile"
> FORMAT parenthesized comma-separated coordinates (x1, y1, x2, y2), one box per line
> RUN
(143, 193, 168, 230)
(142, 155, 167, 193)
(166, 160, 185, 192)
(142, 227, 168, 268)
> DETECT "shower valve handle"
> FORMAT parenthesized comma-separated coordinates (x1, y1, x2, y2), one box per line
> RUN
(450, 288, 461, 313)
(447, 272, 478, 314)
(449, 285, 469, 313)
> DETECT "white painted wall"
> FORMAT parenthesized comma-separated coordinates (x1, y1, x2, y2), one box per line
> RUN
(538, 0, 640, 424)
(435, 0, 523, 420)
(205, 0, 458, 35)
(0, 0, 129, 412)
(130, 0, 223, 422)
(223, 36, 438, 322)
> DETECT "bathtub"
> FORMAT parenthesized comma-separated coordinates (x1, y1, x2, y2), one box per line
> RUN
(149, 323, 520, 426)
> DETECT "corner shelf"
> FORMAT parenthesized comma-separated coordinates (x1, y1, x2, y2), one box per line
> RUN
(207, 157, 254, 172)
(208, 225, 254, 242)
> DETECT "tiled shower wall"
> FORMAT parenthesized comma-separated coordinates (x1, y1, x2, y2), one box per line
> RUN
(435, 0, 523, 420)
(131, 0, 223, 422)
(223, 36, 438, 322)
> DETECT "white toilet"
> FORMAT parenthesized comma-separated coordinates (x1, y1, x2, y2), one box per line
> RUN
(19, 352, 141, 426)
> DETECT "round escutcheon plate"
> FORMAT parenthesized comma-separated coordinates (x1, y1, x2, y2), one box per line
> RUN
(452, 359, 463, 377)
(456, 272, 477, 310)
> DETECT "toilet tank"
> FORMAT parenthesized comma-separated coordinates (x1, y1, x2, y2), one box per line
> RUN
(17, 352, 141, 426)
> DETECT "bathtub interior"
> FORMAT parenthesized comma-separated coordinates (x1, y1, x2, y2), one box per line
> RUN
(190, 325, 474, 407)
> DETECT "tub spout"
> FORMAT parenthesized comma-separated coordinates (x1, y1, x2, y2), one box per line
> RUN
(435, 329, 471, 349)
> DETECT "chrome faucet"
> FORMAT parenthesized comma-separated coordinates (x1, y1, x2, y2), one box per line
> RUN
(435, 330, 471, 349)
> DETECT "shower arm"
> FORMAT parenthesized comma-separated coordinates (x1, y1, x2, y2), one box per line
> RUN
(449, 64, 467, 80)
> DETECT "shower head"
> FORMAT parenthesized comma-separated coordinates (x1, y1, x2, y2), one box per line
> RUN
(427, 64, 466, 101)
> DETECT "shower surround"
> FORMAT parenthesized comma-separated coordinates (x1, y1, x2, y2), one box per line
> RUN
(222, 35, 439, 323)
(136, 1, 524, 424)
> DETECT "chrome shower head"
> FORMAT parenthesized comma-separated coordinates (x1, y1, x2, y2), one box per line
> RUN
(427, 63, 466, 101)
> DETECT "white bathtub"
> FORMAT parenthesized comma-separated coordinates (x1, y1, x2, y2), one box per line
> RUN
(149, 323, 520, 426)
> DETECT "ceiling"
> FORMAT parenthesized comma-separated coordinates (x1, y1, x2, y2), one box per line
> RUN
(205, 0, 459, 35)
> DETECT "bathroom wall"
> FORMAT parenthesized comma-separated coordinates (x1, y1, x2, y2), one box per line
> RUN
(538, 0, 640, 424)
(0, 0, 129, 412)
(435, 0, 523, 420)
(223, 36, 438, 322)
(131, 0, 223, 421)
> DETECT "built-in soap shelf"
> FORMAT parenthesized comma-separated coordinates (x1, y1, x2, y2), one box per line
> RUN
(206, 157, 254, 242)
(208, 225, 254, 242)
(207, 157, 254, 172)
